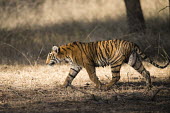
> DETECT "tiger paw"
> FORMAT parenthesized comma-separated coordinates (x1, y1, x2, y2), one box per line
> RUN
(62, 83, 70, 88)
(95, 84, 102, 89)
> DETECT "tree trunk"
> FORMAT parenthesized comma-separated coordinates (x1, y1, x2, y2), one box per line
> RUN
(124, 0, 146, 33)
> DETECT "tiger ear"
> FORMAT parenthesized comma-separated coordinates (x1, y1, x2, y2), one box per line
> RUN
(52, 46, 60, 53)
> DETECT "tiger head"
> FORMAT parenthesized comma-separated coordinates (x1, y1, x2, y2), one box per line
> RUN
(46, 46, 66, 66)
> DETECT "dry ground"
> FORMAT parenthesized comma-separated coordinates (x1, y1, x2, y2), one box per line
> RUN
(0, 1, 169, 112)
(0, 64, 170, 113)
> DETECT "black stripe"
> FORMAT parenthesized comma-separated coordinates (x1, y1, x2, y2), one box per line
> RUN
(91, 42, 96, 57)
(135, 63, 142, 70)
(74, 43, 85, 66)
(66, 47, 72, 51)
(69, 73, 75, 78)
(132, 60, 137, 67)
(98, 43, 106, 64)
(110, 41, 114, 53)
(139, 52, 143, 55)
(71, 68, 79, 73)
(62, 48, 67, 52)
(92, 43, 98, 58)
(111, 64, 121, 69)
(70, 45, 74, 47)
(110, 55, 122, 64)
(111, 71, 120, 73)
(79, 43, 92, 62)
(109, 41, 117, 61)
(74, 57, 78, 64)
(110, 54, 120, 64)
(99, 44, 106, 61)
(129, 51, 137, 67)
(112, 76, 120, 78)
(143, 55, 147, 59)
(96, 42, 103, 62)
(140, 68, 145, 74)
(89, 43, 94, 59)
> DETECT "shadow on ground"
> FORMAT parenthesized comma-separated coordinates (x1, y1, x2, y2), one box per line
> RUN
(1, 80, 170, 113)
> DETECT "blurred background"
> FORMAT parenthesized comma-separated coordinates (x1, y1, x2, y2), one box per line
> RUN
(0, 0, 169, 65)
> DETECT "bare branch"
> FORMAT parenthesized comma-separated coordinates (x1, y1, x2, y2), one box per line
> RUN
(158, 6, 170, 13)
(35, 47, 44, 65)
(0, 42, 33, 66)
(85, 25, 99, 41)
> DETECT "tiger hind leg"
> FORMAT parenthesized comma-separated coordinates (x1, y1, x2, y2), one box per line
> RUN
(128, 51, 152, 89)
(101, 62, 122, 90)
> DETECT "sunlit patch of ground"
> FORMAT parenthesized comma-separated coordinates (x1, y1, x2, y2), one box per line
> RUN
(0, 64, 170, 112)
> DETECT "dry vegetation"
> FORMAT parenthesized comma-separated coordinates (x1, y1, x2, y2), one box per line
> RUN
(0, 64, 170, 112)
(0, 0, 170, 112)
(0, 0, 169, 64)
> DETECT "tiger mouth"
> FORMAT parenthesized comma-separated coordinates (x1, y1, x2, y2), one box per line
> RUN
(49, 61, 56, 66)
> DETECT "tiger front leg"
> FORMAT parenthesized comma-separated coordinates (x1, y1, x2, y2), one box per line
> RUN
(85, 65, 102, 89)
(63, 66, 82, 88)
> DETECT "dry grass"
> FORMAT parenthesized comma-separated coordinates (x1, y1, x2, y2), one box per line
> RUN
(0, 64, 169, 89)
(0, 64, 170, 112)
(0, 0, 170, 112)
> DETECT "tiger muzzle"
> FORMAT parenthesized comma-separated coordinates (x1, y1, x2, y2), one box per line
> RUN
(48, 59, 61, 66)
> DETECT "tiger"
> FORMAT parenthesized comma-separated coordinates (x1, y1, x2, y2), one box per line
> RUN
(46, 39, 169, 90)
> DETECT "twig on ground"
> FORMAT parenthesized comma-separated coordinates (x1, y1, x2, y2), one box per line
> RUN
(69, 85, 92, 95)
(150, 87, 170, 101)
(6, 86, 30, 99)
(112, 89, 125, 104)
(69, 85, 126, 104)
(68, 85, 105, 103)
